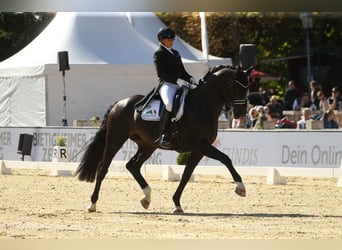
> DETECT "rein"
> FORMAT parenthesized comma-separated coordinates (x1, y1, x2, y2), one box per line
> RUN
(197, 65, 249, 114)
(223, 77, 249, 113)
(232, 79, 248, 105)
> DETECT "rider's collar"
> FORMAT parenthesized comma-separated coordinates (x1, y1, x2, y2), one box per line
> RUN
(161, 44, 174, 55)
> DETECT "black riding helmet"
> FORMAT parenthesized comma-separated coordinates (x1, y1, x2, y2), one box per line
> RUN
(157, 27, 176, 41)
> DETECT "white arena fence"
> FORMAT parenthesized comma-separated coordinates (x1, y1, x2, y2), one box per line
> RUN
(0, 127, 342, 186)
(1, 160, 342, 187)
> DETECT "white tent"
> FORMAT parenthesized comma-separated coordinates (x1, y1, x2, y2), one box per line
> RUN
(0, 12, 231, 126)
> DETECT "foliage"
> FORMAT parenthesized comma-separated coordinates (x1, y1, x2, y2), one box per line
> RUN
(157, 12, 342, 94)
(56, 135, 66, 146)
(2, 12, 342, 95)
(0, 12, 55, 61)
(176, 151, 191, 165)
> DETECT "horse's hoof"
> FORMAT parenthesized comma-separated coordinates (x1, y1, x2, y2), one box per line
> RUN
(87, 203, 96, 212)
(235, 188, 246, 197)
(173, 206, 184, 214)
(235, 182, 246, 197)
(235, 187, 246, 197)
(140, 198, 150, 209)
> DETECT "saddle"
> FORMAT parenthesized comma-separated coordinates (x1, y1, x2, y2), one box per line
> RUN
(135, 87, 157, 113)
(133, 87, 188, 151)
(136, 86, 188, 122)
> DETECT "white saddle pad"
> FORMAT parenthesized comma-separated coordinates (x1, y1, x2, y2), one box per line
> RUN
(141, 99, 161, 121)
(141, 87, 188, 122)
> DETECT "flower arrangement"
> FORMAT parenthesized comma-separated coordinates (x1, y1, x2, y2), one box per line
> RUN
(56, 135, 66, 146)
(176, 151, 191, 165)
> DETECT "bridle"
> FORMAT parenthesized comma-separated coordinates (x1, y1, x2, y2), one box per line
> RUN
(200, 65, 250, 114)
(233, 79, 249, 106)
(223, 74, 249, 113)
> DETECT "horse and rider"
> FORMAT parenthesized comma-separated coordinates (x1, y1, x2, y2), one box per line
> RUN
(75, 27, 253, 214)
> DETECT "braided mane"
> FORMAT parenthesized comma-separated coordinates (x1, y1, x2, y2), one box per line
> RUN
(199, 64, 237, 86)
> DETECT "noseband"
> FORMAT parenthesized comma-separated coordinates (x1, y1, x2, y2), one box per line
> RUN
(224, 76, 249, 113)
(202, 65, 249, 113)
(232, 79, 249, 106)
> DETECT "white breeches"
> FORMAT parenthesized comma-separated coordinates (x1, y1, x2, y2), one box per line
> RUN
(159, 82, 181, 112)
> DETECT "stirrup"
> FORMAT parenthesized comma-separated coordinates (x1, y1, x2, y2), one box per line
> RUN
(156, 134, 172, 148)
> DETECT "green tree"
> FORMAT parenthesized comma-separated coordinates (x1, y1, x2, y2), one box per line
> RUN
(2, 12, 342, 95)
(0, 12, 55, 61)
(157, 12, 342, 94)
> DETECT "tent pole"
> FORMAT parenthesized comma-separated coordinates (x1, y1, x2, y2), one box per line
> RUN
(200, 12, 209, 68)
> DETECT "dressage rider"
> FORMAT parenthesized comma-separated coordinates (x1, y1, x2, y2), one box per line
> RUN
(153, 27, 195, 148)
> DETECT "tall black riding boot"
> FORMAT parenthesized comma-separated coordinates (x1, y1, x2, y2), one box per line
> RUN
(155, 108, 172, 148)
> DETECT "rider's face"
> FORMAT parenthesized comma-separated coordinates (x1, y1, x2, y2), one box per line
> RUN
(161, 38, 174, 48)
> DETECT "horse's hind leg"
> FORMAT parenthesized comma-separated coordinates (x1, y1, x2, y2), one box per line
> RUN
(88, 139, 126, 212)
(172, 150, 203, 214)
(125, 145, 155, 209)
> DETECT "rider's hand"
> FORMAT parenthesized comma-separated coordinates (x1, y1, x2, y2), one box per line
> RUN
(189, 77, 197, 85)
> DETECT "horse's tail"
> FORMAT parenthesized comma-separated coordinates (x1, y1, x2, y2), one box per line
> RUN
(75, 104, 114, 182)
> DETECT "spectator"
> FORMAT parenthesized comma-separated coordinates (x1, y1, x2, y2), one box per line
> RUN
(248, 107, 259, 127)
(293, 92, 317, 111)
(310, 90, 330, 120)
(263, 106, 273, 121)
(248, 92, 266, 106)
(266, 95, 282, 119)
(328, 86, 342, 111)
(297, 108, 311, 129)
(237, 115, 251, 129)
(232, 113, 252, 129)
(323, 110, 339, 129)
(283, 80, 300, 110)
(218, 111, 228, 121)
(231, 117, 240, 128)
(254, 106, 266, 129)
(309, 80, 321, 109)
(317, 90, 329, 112)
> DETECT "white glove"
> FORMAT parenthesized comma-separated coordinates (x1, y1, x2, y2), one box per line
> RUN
(176, 79, 187, 86)
(177, 78, 197, 89)
(189, 77, 197, 85)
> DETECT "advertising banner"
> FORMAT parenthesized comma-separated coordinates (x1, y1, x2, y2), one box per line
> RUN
(1, 127, 341, 168)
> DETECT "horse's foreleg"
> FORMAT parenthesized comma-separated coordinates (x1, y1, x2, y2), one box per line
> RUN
(199, 141, 246, 197)
(141, 185, 151, 209)
(172, 151, 202, 214)
(126, 147, 155, 209)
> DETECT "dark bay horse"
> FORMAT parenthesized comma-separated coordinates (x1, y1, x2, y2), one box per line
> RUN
(75, 65, 253, 214)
